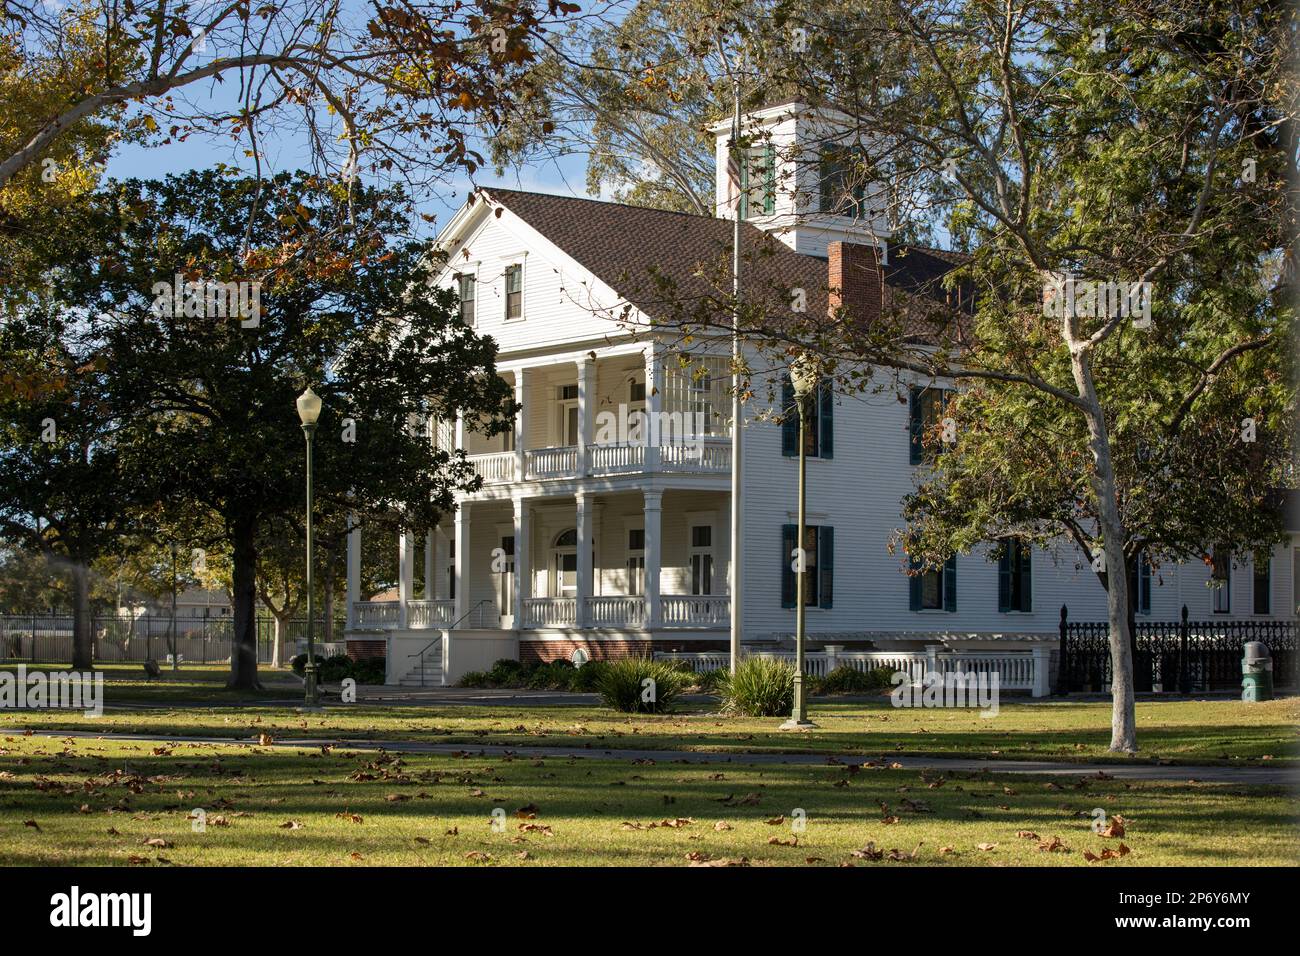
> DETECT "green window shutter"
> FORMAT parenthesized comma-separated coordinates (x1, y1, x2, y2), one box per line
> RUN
(781, 376, 798, 457)
(739, 152, 749, 221)
(997, 545, 1011, 612)
(908, 387, 923, 464)
(818, 383, 834, 458)
(781, 524, 797, 608)
(763, 145, 776, 215)
(818, 526, 834, 609)
(908, 557, 922, 611)
(1018, 541, 1032, 612)
(943, 555, 957, 612)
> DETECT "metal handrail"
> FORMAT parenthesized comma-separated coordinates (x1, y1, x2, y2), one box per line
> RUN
(406, 599, 492, 686)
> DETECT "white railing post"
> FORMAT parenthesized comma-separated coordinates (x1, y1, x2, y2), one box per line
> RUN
(1031, 644, 1052, 697)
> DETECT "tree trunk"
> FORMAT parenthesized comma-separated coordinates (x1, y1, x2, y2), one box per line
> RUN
(227, 514, 262, 690)
(70, 561, 93, 670)
(1070, 354, 1137, 752)
(271, 614, 284, 668)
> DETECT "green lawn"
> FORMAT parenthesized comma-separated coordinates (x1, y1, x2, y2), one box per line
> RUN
(0, 734, 1294, 866)
(1, 674, 1295, 765)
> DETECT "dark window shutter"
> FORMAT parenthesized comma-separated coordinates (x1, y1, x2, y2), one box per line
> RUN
(1018, 542, 1032, 612)
(763, 145, 776, 215)
(818, 526, 834, 609)
(997, 546, 1011, 612)
(943, 555, 957, 612)
(781, 524, 797, 608)
(739, 153, 750, 221)
(908, 386, 923, 464)
(908, 557, 922, 611)
(781, 377, 798, 457)
(819, 383, 834, 458)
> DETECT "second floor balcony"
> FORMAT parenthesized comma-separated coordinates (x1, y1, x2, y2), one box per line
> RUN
(466, 438, 732, 484)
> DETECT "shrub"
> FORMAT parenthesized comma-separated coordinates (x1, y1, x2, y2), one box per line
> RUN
(352, 658, 387, 685)
(692, 667, 728, 694)
(458, 670, 490, 688)
(719, 656, 794, 716)
(597, 658, 687, 713)
(818, 664, 878, 695)
(486, 658, 526, 686)
(568, 660, 609, 692)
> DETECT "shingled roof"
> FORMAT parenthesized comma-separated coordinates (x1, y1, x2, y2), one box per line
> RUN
(478, 187, 967, 336)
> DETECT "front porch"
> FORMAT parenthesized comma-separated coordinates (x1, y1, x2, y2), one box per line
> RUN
(344, 489, 733, 675)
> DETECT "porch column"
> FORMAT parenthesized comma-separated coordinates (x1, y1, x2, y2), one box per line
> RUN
(576, 491, 592, 626)
(644, 491, 662, 628)
(454, 409, 466, 453)
(514, 368, 529, 480)
(345, 514, 360, 629)
(398, 529, 415, 629)
(423, 531, 435, 599)
(513, 495, 531, 629)
(577, 356, 595, 475)
(454, 502, 472, 625)
(645, 342, 663, 470)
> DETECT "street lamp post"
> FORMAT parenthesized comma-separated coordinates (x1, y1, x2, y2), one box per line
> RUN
(781, 355, 819, 730)
(296, 386, 323, 710)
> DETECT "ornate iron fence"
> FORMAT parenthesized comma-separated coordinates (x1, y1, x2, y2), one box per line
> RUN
(1059, 606, 1297, 692)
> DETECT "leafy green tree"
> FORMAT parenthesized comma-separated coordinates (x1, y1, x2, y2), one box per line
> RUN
(40, 169, 514, 688)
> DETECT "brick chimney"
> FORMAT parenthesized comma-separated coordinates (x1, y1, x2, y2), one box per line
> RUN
(827, 240, 883, 327)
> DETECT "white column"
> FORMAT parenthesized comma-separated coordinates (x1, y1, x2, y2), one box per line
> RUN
(513, 496, 531, 630)
(645, 343, 663, 471)
(576, 491, 592, 626)
(423, 530, 435, 600)
(644, 491, 662, 629)
(345, 514, 360, 629)
(454, 503, 471, 625)
(514, 368, 529, 480)
(398, 530, 414, 629)
(577, 356, 595, 475)
(455, 409, 466, 455)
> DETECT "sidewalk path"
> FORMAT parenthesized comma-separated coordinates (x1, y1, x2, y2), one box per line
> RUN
(23, 729, 1297, 786)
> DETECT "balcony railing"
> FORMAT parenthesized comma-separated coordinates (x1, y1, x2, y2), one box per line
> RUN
(661, 595, 730, 627)
(468, 439, 731, 484)
(469, 452, 516, 483)
(523, 597, 577, 628)
(586, 595, 646, 627)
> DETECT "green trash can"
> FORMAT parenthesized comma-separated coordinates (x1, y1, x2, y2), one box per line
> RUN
(1241, 641, 1273, 702)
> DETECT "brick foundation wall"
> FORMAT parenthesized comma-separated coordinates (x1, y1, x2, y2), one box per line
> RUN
(347, 640, 386, 662)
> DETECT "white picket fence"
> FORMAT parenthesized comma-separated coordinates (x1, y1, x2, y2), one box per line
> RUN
(655, 646, 1053, 696)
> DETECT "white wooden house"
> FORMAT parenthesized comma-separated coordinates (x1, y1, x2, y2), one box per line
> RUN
(343, 102, 1299, 687)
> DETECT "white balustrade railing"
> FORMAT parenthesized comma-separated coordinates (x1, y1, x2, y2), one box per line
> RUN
(525, 446, 579, 479)
(586, 595, 645, 626)
(407, 600, 456, 629)
(352, 601, 399, 628)
(660, 439, 731, 472)
(588, 443, 645, 474)
(469, 452, 516, 483)
(654, 648, 1040, 692)
(522, 597, 577, 628)
(661, 595, 730, 627)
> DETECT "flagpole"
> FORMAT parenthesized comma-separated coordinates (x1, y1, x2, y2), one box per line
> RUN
(729, 77, 743, 675)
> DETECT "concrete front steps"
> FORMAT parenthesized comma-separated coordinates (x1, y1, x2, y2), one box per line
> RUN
(398, 647, 444, 687)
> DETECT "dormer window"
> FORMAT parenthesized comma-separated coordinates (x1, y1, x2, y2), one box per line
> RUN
(505, 263, 523, 320)
(455, 273, 475, 325)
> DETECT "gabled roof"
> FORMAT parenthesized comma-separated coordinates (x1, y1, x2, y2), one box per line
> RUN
(477, 187, 967, 339)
